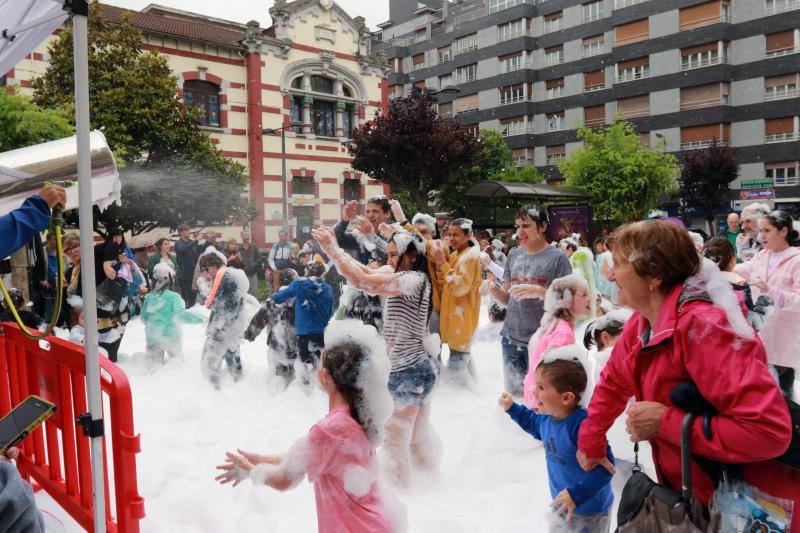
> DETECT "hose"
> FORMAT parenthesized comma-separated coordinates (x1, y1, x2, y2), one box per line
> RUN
(0, 183, 69, 340)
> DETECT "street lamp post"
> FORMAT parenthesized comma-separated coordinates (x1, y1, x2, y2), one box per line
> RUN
(264, 121, 303, 236)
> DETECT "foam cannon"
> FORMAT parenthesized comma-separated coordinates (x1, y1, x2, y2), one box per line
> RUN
(0, 130, 120, 216)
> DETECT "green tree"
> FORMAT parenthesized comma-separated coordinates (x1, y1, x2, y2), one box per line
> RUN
(558, 120, 679, 222)
(0, 92, 73, 151)
(436, 129, 513, 216)
(348, 92, 481, 213)
(31, 2, 252, 235)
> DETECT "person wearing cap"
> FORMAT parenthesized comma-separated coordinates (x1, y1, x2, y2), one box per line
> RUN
(430, 218, 483, 385)
(488, 204, 572, 396)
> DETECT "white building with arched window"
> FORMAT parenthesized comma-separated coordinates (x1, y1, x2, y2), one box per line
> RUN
(4, 0, 389, 248)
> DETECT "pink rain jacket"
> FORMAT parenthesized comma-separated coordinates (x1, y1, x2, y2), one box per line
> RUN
(578, 283, 792, 504)
(734, 247, 800, 368)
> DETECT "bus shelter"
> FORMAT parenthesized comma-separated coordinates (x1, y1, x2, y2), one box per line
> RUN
(464, 180, 592, 240)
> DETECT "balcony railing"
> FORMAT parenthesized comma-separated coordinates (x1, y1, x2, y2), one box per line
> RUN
(456, 104, 480, 114)
(680, 96, 728, 110)
(545, 53, 565, 66)
(546, 154, 565, 165)
(411, 62, 429, 71)
(584, 83, 605, 92)
(681, 55, 722, 71)
(582, 44, 605, 57)
(613, 0, 646, 9)
(490, 0, 535, 14)
(765, 132, 800, 143)
(501, 125, 526, 136)
(764, 87, 799, 101)
(545, 88, 563, 99)
(498, 28, 533, 42)
(543, 20, 561, 33)
(457, 73, 477, 83)
(514, 157, 535, 167)
(616, 68, 649, 83)
(438, 52, 452, 63)
(766, 46, 800, 58)
(499, 60, 533, 73)
(582, 12, 604, 22)
(546, 121, 565, 132)
(680, 139, 729, 150)
(453, 5, 488, 25)
(619, 108, 650, 119)
(765, 0, 800, 14)
(500, 94, 527, 105)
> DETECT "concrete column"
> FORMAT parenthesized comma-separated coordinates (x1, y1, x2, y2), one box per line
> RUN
(336, 101, 345, 137)
(303, 97, 313, 134)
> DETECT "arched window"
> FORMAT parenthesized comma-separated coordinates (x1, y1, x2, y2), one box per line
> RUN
(183, 80, 220, 127)
(288, 75, 357, 138)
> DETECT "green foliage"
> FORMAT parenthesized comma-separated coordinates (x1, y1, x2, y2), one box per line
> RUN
(389, 189, 419, 220)
(435, 129, 543, 216)
(31, 2, 252, 235)
(558, 120, 679, 223)
(348, 92, 481, 212)
(501, 164, 544, 184)
(0, 92, 73, 151)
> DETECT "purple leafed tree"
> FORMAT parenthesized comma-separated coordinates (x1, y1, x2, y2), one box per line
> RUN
(347, 93, 483, 212)
(678, 139, 740, 227)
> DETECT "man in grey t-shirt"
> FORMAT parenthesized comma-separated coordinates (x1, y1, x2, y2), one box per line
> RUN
(489, 204, 572, 395)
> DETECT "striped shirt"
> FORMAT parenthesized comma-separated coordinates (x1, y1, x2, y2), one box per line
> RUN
(382, 271, 432, 372)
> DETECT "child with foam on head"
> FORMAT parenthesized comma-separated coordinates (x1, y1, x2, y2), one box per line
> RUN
(523, 274, 591, 408)
(140, 262, 204, 365)
(500, 345, 615, 533)
(216, 320, 405, 533)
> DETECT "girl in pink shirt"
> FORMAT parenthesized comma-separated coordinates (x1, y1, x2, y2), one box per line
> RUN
(216, 336, 401, 532)
(523, 275, 591, 408)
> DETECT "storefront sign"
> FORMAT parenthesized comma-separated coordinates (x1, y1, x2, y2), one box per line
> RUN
(740, 178, 774, 190)
(740, 189, 775, 200)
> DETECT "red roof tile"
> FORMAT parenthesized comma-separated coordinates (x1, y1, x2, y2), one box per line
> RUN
(101, 5, 245, 47)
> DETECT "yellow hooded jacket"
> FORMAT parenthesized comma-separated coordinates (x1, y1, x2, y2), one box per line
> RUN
(438, 244, 482, 352)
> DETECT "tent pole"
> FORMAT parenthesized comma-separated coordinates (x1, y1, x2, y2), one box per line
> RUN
(71, 1, 107, 531)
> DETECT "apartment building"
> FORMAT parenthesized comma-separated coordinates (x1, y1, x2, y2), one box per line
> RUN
(4, 1, 389, 247)
(377, 0, 800, 212)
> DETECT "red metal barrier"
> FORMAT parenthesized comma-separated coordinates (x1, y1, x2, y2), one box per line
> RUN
(0, 323, 145, 532)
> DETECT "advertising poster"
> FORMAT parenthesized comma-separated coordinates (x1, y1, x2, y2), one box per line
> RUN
(547, 205, 591, 244)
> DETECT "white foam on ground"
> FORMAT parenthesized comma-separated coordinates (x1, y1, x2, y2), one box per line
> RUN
(35, 302, 675, 532)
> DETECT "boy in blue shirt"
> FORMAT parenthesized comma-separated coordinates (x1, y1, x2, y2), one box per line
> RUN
(272, 262, 333, 382)
(499, 350, 614, 532)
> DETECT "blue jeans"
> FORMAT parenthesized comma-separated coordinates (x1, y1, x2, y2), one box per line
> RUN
(502, 336, 528, 395)
(388, 357, 438, 407)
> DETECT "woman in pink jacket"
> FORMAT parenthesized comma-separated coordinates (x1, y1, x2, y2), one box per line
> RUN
(577, 220, 792, 507)
(734, 210, 800, 398)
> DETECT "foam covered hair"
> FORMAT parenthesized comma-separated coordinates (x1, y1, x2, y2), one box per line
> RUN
(543, 274, 589, 316)
(411, 213, 436, 231)
(391, 229, 426, 256)
(740, 202, 770, 222)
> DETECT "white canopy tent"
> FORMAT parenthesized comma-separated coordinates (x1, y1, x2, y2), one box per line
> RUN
(1, 0, 107, 530)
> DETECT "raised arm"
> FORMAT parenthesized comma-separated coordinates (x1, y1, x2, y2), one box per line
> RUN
(312, 227, 404, 297)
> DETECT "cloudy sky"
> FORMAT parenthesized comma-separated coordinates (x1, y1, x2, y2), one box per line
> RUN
(104, 0, 391, 31)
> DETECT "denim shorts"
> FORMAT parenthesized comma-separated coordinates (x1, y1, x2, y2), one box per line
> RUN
(388, 357, 438, 407)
